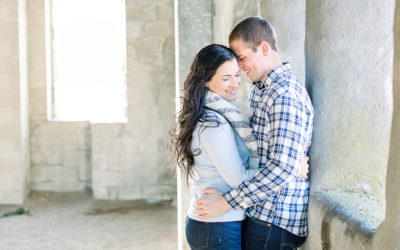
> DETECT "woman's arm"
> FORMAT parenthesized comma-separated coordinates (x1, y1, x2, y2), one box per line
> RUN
(200, 121, 258, 188)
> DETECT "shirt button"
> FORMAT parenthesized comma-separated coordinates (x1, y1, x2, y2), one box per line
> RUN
(267, 223, 271, 227)
(219, 239, 222, 242)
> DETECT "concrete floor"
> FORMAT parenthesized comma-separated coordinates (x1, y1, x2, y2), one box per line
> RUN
(0, 191, 177, 250)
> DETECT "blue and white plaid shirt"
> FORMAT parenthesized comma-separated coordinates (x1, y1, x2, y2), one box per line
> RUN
(224, 62, 314, 236)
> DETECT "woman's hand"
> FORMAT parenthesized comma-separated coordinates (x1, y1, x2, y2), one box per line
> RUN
(298, 155, 309, 179)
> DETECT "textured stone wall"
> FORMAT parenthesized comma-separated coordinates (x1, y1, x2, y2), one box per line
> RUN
(27, 0, 91, 192)
(372, 0, 400, 248)
(0, 0, 30, 204)
(304, 0, 395, 249)
(91, 0, 176, 200)
(260, 0, 305, 83)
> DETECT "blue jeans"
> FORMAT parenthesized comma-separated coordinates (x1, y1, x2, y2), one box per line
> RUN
(186, 217, 242, 250)
(242, 217, 306, 250)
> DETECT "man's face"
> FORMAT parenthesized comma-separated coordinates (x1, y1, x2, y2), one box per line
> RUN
(229, 39, 267, 83)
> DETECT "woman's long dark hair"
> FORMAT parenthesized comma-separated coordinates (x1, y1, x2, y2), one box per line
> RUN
(170, 44, 237, 183)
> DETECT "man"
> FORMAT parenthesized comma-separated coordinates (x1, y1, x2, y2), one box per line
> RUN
(195, 17, 314, 249)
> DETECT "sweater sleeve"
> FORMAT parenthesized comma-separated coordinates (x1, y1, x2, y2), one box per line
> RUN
(199, 120, 259, 188)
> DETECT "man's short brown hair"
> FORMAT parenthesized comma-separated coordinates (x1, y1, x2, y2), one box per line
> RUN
(229, 17, 278, 52)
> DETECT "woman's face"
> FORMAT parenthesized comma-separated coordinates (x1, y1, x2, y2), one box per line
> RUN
(206, 59, 241, 102)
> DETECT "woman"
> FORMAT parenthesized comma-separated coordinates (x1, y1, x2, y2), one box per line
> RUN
(170, 44, 309, 249)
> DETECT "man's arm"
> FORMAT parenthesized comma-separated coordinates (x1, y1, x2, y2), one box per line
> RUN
(196, 93, 310, 218)
(224, 93, 309, 210)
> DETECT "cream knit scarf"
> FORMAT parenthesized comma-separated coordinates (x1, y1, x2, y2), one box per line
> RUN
(204, 90, 259, 169)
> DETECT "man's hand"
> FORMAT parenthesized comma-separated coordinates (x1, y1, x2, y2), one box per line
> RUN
(298, 156, 309, 179)
(194, 188, 232, 219)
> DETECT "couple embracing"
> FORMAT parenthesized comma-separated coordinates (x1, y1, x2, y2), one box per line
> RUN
(170, 17, 314, 250)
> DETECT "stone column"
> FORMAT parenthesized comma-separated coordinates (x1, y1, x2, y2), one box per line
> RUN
(304, 0, 395, 249)
(0, 0, 30, 204)
(372, 0, 400, 248)
(177, 1, 213, 249)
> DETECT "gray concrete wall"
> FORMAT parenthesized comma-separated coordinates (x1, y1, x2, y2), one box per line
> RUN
(304, 0, 395, 249)
(27, 0, 91, 192)
(91, 0, 176, 200)
(260, 0, 305, 83)
(372, 0, 400, 248)
(0, 0, 30, 204)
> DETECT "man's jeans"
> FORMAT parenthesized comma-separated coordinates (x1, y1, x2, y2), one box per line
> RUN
(242, 217, 306, 250)
(186, 217, 242, 250)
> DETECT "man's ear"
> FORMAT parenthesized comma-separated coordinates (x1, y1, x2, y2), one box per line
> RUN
(259, 41, 269, 56)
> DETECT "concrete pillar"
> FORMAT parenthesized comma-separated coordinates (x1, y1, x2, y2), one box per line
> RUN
(214, 0, 234, 45)
(372, 0, 400, 248)
(177, 1, 213, 249)
(304, 0, 395, 249)
(0, 0, 30, 204)
(259, 0, 305, 83)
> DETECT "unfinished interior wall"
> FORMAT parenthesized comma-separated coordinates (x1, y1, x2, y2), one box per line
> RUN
(304, 0, 395, 249)
(0, 0, 30, 204)
(27, 0, 91, 192)
(91, 0, 176, 200)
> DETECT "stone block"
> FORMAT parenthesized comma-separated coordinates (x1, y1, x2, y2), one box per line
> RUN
(127, 87, 157, 105)
(46, 166, 77, 182)
(0, 124, 19, 140)
(30, 151, 44, 165)
(91, 123, 124, 137)
(136, 0, 171, 5)
(27, 0, 45, 10)
(31, 181, 86, 192)
(61, 151, 89, 167)
(28, 41, 45, 57)
(92, 169, 123, 186)
(119, 139, 141, 154)
(0, 90, 18, 108)
(30, 136, 62, 152)
(30, 166, 47, 182)
(126, 70, 156, 87)
(30, 121, 62, 136)
(0, 140, 17, 155)
(92, 154, 108, 170)
(61, 121, 90, 135)
(126, 20, 143, 39)
(27, 9, 44, 25)
(92, 186, 108, 199)
(133, 37, 165, 53)
(144, 20, 173, 37)
(126, 6, 157, 20)
(139, 137, 162, 154)
(117, 186, 143, 200)
(27, 25, 45, 41)
(28, 73, 45, 87)
(0, 74, 13, 90)
(0, 190, 25, 205)
(28, 56, 45, 73)
(0, 40, 12, 56)
(0, 24, 18, 40)
(0, 107, 16, 124)
(127, 104, 160, 121)
(119, 122, 143, 138)
(157, 5, 173, 20)
(78, 162, 91, 182)
(61, 135, 90, 150)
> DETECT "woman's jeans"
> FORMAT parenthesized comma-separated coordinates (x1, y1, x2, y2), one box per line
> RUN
(186, 217, 242, 250)
(242, 217, 306, 250)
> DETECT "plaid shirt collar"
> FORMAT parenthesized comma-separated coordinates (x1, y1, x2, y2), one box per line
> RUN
(253, 62, 291, 89)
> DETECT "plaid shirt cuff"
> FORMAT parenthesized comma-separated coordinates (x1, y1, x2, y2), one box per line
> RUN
(224, 189, 250, 211)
